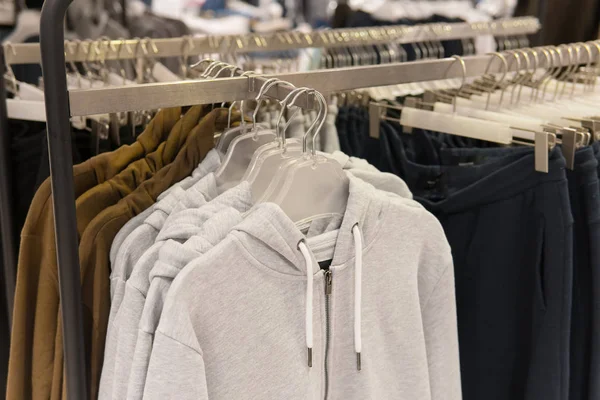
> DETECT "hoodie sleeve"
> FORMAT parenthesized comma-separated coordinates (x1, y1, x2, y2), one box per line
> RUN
(143, 329, 209, 400)
(421, 262, 462, 400)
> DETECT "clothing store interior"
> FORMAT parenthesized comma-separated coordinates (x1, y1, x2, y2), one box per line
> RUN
(1, 0, 600, 399)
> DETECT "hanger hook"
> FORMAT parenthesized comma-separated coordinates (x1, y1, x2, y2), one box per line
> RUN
(254, 79, 297, 138)
(587, 40, 600, 91)
(443, 55, 467, 113)
(310, 91, 329, 157)
(252, 77, 284, 112)
(555, 44, 573, 100)
(514, 49, 531, 105)
(277, 87, 314, 147)
(203, 61, 229, 78)
(114, 38, 128, 85)
(578, 42, 594, 91)
(3, 42, 18, 95)
(65, 40, 83, 88)
(484, 52, 508, 110)
(227, 70, 258, 130)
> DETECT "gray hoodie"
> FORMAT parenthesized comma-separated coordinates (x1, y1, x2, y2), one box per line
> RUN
(102, 184, 254, 400)
(100, 152, 222, 400)
(109, 149, 222, 266)
(126, 164, 411, 398)
(127, 207, 245, 399)
(143, 175, 461, 400)
(103, 155, 413, 399)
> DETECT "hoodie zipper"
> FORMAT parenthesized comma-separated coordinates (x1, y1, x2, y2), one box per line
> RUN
(324, 269, 333, 400)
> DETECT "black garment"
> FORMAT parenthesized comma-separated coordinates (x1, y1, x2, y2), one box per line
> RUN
(9, 120, 47, 235)
(377, 123, 572, 400)
(336, 106, 352, 155)
(515, 0, 600, 46)
(590, 142, 600, 400)
(428, 147, 571, 400)
(344, 12, 468, 59)
(567, 147, 600, 400)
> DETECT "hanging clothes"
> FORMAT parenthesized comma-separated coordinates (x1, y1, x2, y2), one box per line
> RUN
(6, 107, 181, 400)
(141, 175, 461, 400)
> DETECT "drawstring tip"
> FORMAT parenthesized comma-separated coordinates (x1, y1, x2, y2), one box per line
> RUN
(356, 352, 362, 371)
(308, 348, 313, 367)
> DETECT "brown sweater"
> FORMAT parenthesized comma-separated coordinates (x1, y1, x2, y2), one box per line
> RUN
(69, 108, 234, 399)
(51, 105, 212, 400)
(74, 105, 210, 235)
(6, 107, 182, 400)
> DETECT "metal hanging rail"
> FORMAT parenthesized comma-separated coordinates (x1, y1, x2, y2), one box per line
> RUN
(37, 0, 546, 398)
(7, 16, 541, 65)
(67, 49, 582, 117)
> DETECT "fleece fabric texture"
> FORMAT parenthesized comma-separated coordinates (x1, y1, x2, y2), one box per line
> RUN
(53, 105, 213, 400)
(143, 175, 461, 400)
(6, 106, 182, 400)
(106, 149, 220, 332)
(69, 107, 236, 400)
(122, 185, 253, 399)
(104, 154, 412, 398)
(108, 148, 223, 267)
(99, 170, 221, 400)
(100, 150, 222, 399)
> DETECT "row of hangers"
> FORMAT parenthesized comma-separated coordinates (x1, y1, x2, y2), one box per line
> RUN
(368, 41, 600, 173)
(196, 59, 350, 225)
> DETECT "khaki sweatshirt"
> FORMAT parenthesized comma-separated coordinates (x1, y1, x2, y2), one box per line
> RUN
(6, 107, 182, 400)
(49, 105, 212, 400)
(71, 108, 235, 400)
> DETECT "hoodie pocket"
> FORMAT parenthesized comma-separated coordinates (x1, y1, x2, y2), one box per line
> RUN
(534, 217, 547, 311)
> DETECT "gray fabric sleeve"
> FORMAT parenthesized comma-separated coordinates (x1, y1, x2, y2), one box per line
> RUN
(143, 330, 209, 400)
(422, 263, 462, 400)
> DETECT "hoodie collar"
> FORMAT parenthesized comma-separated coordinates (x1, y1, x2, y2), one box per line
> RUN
(231, 173, 385, 276)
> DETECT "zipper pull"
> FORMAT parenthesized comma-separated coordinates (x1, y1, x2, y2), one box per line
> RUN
(325, 270, 333, 295)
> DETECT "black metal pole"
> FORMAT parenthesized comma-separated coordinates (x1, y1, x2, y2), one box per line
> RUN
(40, 0, 88, 399)
(120, 0, 127, 30)
(0, 47, 17, 330)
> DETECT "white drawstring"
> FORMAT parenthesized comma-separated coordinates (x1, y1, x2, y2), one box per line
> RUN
(352, 224, 363, 371)
(298, 240, 314, 367)
(298, 225, 363, 371)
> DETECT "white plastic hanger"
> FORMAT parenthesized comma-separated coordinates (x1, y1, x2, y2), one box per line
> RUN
(214, 67, 257, 153)
(257, 90, 350, 224)
(433, 52, 548, 135)
(214, 77, 281, 189)
(245, 87, 317, 201)
(400, 55, 534, 143)
(241, 83, 303, 179)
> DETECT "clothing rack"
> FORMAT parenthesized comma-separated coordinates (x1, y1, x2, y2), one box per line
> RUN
(6, 16, 540, 64)
(28, 2, 544, 398)
(0, 47, 15, 330)
(0, 14, 541, 336)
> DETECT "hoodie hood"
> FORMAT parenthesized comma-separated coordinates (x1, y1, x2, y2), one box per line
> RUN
(331, 151, 413, 199)
(233, 173, 385, 274)
(157, 181, 253, 243)
(156, 148, 221, 202)
(150, 206, 243, 282)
